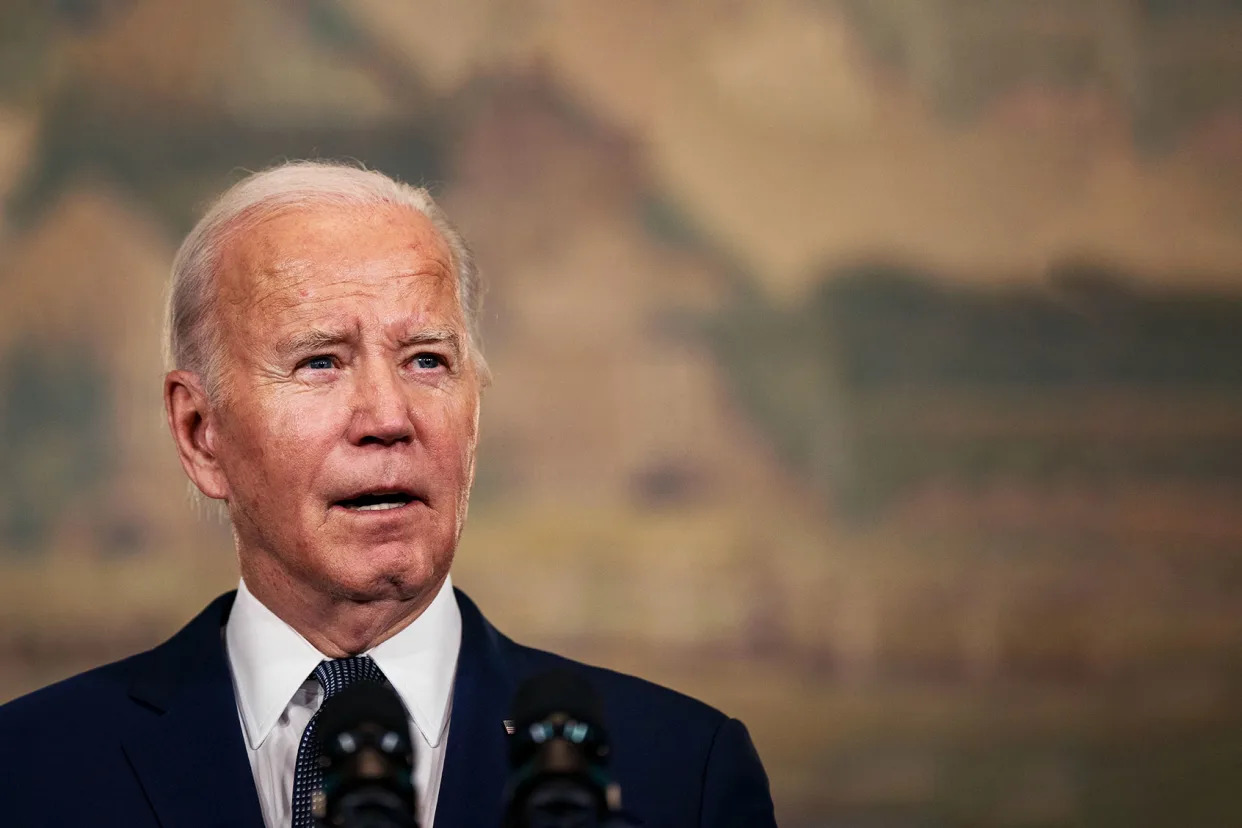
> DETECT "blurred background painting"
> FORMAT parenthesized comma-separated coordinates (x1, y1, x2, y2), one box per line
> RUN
(3, 1, 1242, 825)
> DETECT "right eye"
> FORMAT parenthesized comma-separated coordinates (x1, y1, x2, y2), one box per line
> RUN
(303, 355, 335, 370)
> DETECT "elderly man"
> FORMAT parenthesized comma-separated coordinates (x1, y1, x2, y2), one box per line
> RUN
(0, 162, 775, 828)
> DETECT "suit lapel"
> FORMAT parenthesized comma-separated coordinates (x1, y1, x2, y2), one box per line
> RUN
(122, 593, 265, 828)
(434, 589, 517, 828)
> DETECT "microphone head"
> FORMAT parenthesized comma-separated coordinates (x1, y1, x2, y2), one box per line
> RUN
(315, 682, 417, 828)
(318, 682, 410, 750)
(504, 670, 617, 827)
(510, 669, 604, 733)
(508, 669, 609, 769)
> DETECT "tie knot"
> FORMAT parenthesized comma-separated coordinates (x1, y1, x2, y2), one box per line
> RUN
(312, 655, 386, 702)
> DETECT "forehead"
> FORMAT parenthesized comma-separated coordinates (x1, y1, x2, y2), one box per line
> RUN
(218, 202, 458, 317)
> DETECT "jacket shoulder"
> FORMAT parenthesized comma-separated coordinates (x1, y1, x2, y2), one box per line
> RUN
(0, 591, 236, 738)
(506, 640, 727, 731)
(0, 650, 152, 737)
(492, 637, 775, 826)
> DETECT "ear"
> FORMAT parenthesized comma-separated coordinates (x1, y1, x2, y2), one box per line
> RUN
(164, 370, 230, 500)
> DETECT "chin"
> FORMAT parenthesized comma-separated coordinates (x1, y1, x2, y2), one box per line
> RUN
(327, 542, 451, 602)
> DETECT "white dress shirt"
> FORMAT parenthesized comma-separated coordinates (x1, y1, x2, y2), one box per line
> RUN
(224, 575, 462, 828)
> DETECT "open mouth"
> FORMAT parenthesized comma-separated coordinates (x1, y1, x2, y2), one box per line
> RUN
(334, 491, 420, 512)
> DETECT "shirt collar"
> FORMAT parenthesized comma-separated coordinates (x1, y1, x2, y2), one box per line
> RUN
(225, 574, 462, 752)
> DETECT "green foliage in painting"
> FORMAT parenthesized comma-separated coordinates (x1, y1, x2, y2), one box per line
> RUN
(703, 261, 1242, 518)
(0, 344, 115, 555)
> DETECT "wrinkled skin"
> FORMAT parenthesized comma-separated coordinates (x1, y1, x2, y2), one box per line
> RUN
(164, 204, 482, 655)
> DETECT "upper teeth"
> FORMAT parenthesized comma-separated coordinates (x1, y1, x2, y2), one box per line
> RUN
(352, 502, 404, 511)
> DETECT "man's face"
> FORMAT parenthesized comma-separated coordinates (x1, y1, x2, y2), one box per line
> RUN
(206, 203, 480, 601)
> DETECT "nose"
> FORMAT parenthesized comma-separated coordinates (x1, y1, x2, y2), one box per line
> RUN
(348, 361, 415, 446)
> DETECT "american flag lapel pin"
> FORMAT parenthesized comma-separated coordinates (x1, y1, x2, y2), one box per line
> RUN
(503, 719, 515, 735)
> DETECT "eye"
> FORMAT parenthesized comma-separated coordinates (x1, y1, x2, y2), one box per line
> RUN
(303, 355, 336, 370)
(413, 353, 444, 370)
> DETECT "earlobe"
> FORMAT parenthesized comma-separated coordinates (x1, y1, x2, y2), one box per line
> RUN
(164, 370, 230, 500)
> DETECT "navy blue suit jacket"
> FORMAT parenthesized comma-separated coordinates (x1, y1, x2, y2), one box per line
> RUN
(0, 589, 776, 827)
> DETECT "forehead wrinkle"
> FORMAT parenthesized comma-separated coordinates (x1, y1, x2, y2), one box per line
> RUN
(215, 205, 464, 355)
(244, 265, 310, 315)
(261, 256, 450, 301)
(217, 234, 306, 317)
(271, 279, 463, 354)
(226, 202, 453, 284)
(241, 269, 390, 327)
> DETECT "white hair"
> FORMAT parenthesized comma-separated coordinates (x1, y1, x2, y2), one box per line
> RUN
(165, 160, 485, 398)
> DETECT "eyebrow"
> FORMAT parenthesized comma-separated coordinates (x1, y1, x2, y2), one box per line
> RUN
(397, 329, 462, 354)
(276, 327, 463, 356)
(276, 328, 352, 357)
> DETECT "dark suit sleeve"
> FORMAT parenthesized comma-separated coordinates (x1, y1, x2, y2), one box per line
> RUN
(698, 717, 778, 828)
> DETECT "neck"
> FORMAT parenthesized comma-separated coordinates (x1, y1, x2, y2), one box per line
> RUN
(239, 555, 447, 658)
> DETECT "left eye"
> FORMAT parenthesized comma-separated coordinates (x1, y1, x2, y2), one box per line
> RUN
(413, 354, 443, 370)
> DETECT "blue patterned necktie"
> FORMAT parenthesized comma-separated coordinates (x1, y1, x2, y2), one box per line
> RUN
(290, 655, 388, 828)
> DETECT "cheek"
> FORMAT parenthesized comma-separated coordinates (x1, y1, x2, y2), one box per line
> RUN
(225, 394, 341, 490)
(425, 395, 479, 479)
